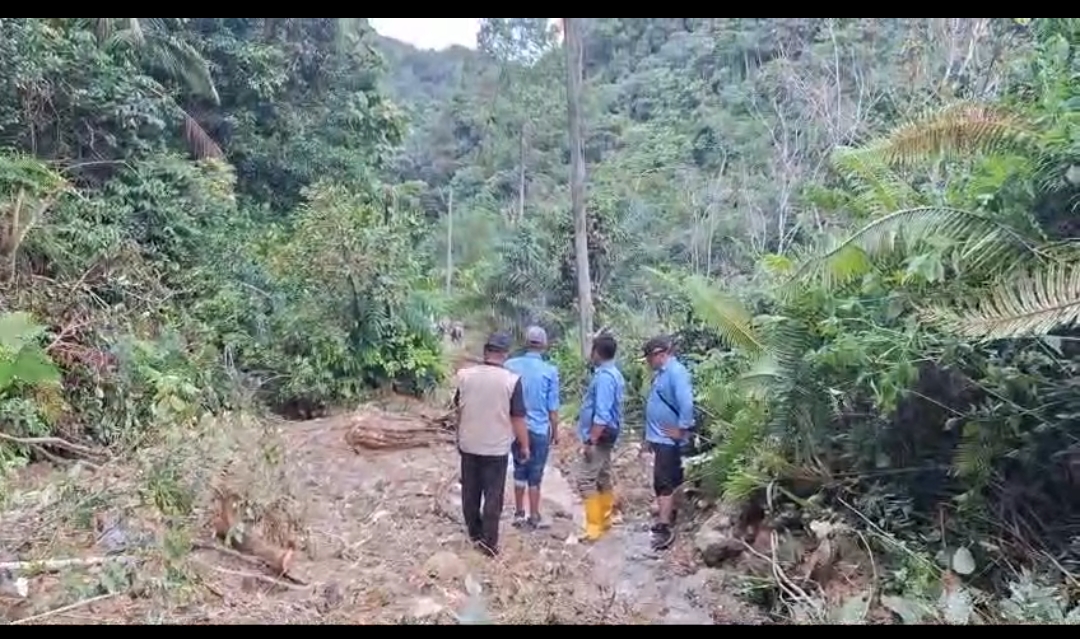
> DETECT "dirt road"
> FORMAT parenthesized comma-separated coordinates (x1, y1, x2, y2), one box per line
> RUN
(200, 397, 761, 623)
(1, 396, 764, 624)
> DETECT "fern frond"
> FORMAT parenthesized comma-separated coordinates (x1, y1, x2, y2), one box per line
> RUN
(644, 268, 764, 354)
(832, 146, 921, 215)
(722, 468, 769, 502)
(857, 103, 1038, 168)
(952, 421, 996, 489)
(790, 207, 1045, 289)
(926, 261, 1080, 339)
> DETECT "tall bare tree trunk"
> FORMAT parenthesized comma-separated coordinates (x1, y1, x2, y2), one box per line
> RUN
(562, 17, 594, 359)
(445, 187, 454, 296)
(517, 125, 527, 222)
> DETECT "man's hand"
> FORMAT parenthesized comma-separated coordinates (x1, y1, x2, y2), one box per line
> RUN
(519, 446, 531, 462)
(549, 428, 559, 446)
(588, 424, 605, 445)
(662, 426, 684, 441)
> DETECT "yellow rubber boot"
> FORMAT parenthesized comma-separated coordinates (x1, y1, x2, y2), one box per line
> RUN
(581, 495, 605, 542)
(599, 492, 615, 531)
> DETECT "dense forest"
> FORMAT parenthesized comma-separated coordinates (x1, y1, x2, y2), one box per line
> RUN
(2, 17, 1080, 624)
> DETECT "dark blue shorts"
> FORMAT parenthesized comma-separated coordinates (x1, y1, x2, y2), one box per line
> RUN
(652, 442, 684, 497)
(512, 431, 551, 488)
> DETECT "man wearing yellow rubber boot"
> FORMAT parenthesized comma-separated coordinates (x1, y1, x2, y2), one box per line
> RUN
(575, 334, 625, 542)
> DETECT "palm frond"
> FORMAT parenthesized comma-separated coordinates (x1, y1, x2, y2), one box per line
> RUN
(144, 32, 220, 105)
(790, 206, 1046, 289)
(831, 146, 922, 215)
(644, 267, 764, 354)
(855, 103, 1038, 169)
(926, 261, 1080, 339)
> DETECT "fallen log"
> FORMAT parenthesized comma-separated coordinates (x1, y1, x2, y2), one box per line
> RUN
(343, 408, 457, 452)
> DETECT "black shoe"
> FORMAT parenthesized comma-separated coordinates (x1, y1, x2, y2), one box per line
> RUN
(650, 521, 665, 533)
(651, 525, 675, 551)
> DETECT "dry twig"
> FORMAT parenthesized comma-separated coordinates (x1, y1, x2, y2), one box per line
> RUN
(10, 593, 119, 625)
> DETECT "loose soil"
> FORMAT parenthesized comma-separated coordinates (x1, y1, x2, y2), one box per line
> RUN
(1, 376, 766, 625)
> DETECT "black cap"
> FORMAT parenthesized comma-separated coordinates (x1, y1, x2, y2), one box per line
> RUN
(484, 331, 513, 353)
(642, 335, 672, 358)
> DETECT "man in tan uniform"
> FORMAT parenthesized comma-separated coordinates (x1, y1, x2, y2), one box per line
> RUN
(453, 332, 529, 557)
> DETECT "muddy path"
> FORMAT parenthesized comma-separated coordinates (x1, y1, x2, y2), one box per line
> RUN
(2, 398, 765, 624)
(230, 395, 764, 624)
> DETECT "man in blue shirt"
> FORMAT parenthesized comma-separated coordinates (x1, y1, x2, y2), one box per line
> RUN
(575, 334, 625, 542)
(642, 336, 694, 551)
(505, 326, 561, 530)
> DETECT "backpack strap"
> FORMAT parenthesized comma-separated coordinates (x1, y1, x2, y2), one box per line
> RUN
(653, 372, 697, 440)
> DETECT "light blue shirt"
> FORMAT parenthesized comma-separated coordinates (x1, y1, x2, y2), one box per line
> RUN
(577, 361, 625, 443)
(505, 351, 560, 436)
(644, 358, 694, 446)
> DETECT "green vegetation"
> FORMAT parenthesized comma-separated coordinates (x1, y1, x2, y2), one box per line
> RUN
(3, 17, 1080, 624)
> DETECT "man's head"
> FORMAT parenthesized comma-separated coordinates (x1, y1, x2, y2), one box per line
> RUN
(483, 331, 513, 364)
(643, 335, 673, 371)
(525, 325, 548, 352)
(590, 334, 618, 365)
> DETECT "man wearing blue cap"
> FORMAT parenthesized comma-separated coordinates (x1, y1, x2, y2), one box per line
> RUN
(453, 331, 530, 557)
(505, 326, 561, 530)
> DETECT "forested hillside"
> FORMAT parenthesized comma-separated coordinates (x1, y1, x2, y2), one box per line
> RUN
(1, 18, 1080, 624)
(375, 18, 1080, 623)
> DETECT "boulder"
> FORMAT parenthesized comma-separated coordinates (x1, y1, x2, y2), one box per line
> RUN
(693, 500, 759, 568)
(695, 527, 744, 567)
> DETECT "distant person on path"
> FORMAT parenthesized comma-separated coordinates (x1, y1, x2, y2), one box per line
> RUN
(505, 326, 561, 530)
(642, 336, 695, 551)
(575, 334, 625, 542)
(453, 332, 530, 557)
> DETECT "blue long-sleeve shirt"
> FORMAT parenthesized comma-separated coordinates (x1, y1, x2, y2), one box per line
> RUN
(644, 358, 694, 446)
(577, 361, 625, 443)
(505, 352, 560, 436)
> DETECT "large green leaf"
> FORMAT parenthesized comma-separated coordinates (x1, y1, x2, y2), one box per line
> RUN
(0, 312, 46, 353)
(12, 346, 61, 386)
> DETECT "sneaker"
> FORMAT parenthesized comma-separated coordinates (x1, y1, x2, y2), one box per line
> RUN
(512, 512, 529, 528)
(651, 525, 675, 551)
(528, 515, 551, 530)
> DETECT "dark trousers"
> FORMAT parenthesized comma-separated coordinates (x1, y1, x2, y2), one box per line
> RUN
(460, 451, 508, 552)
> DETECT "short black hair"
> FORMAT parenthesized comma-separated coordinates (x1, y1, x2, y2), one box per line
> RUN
(592, 334, 618, 361)
(642, 335, 673, 357)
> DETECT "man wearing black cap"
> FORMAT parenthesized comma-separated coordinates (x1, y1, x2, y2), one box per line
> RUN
(453, 331, 530, 557)
(642, 335, 695, 551)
